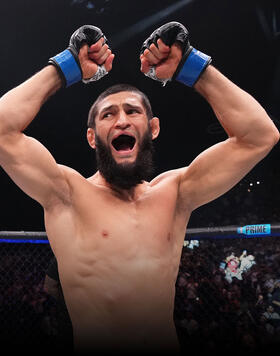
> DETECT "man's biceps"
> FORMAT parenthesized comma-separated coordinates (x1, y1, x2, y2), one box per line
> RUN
(0, 133, 53, 165)
(2, 160, 57, 203)
(18, 135, 62, 175)
(180, 140, 239, 183)
(1, 135, 68, 204)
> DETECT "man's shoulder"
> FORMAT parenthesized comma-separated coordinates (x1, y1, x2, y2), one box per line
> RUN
(58, 164, 91, 185)
(43, 165, 88, 210)
(58, 164, 84, 176)
(150, 167, 189, 186)
(57, 164, 96, 197)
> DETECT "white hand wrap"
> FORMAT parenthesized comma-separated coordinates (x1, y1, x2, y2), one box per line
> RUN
(82, 64, 108, 84)
(144, 66, 171, 87)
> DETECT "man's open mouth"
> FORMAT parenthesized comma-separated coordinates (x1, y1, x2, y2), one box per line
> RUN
(111, 134, 136, 152)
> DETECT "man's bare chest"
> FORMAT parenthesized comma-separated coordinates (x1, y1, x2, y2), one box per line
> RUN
(46, 179, 188, 300)
(70, 182, 183, 252)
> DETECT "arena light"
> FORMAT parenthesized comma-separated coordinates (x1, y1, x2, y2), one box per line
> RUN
(2, 224, 280, 244)
(71, 0, 111, 13)
(0, 239, 49, 244)
(110, 0, 194, 49)
(0, 231, 48, 244)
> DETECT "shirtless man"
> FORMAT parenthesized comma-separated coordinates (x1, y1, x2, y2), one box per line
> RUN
(0, 22, 278, 355)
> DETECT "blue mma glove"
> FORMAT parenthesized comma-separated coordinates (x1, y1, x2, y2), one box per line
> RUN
(141, 21, 212, 87)
(48, 25, 109, 87)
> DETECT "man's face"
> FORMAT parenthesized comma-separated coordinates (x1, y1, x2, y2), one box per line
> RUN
(94, 91, 152, 163)
(88, 91, 159, 189)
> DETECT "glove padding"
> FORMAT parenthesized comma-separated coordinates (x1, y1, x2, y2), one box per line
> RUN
(48, 25, 109, 87)
(140, 21, 211, 87)
(141, 21, 191, 55)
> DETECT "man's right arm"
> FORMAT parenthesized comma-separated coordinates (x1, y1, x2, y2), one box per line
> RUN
(0, 66, 69, 208)
(0, 25, 114, 209)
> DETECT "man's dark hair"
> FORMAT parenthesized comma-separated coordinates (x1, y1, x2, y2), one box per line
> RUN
(87, 84, 153, 128)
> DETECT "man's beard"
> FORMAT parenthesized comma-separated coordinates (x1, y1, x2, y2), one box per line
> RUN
(95, 129, 155, 190)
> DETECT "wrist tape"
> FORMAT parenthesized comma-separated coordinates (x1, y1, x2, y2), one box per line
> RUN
(176, 48, 211, 87)
(49, 49, 82, 87)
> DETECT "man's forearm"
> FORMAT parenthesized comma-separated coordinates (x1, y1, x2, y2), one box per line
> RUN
(0, 65, 61, 135)
(194, 65, 279, 147)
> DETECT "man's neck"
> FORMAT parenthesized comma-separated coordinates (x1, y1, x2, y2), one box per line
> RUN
(90, 171, 149, 201)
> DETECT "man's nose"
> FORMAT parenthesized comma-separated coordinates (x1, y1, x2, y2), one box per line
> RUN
(115, 112, 130, 128)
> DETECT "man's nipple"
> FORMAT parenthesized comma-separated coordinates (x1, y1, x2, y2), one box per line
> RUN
(102, 230, 109, 238)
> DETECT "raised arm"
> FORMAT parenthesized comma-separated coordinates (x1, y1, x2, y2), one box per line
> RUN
(0, 25, 114, 208)
(140, 22, 279, 211)
(179, 65, 279, 210)
(0, 66, 66, 208)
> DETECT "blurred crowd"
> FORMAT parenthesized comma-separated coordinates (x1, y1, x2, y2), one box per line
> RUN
(174, 236, 280, 355)
(0, 245, 72, 353)
(1, 234, 280, 354)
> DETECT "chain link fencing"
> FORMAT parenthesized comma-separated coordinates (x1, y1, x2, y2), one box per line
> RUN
(0, 231, 280, 354)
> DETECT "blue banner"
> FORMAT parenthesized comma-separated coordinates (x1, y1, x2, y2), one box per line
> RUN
(237, 224, 271, 236)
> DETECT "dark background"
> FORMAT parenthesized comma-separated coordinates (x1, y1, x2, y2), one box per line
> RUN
(0, 0, 279, 231)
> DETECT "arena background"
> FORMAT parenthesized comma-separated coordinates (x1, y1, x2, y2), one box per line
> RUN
(0, 0, 279, 230)
(0, 0, 280, 354)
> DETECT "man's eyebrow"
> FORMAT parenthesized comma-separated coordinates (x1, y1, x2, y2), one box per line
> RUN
(98, 102, 143, 115)
(99, 104, 117, 115)
(123, 103, 143, 110)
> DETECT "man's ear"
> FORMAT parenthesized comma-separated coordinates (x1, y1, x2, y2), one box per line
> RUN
(87, 128, 96, 149)
(150, 117, 160, 140)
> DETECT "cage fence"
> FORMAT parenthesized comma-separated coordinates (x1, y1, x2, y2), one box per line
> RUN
(0, 226, 280, 354)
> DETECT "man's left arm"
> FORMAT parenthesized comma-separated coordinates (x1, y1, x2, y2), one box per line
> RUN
(140, 22, 279, 211)
(178, 65, 279, 210)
